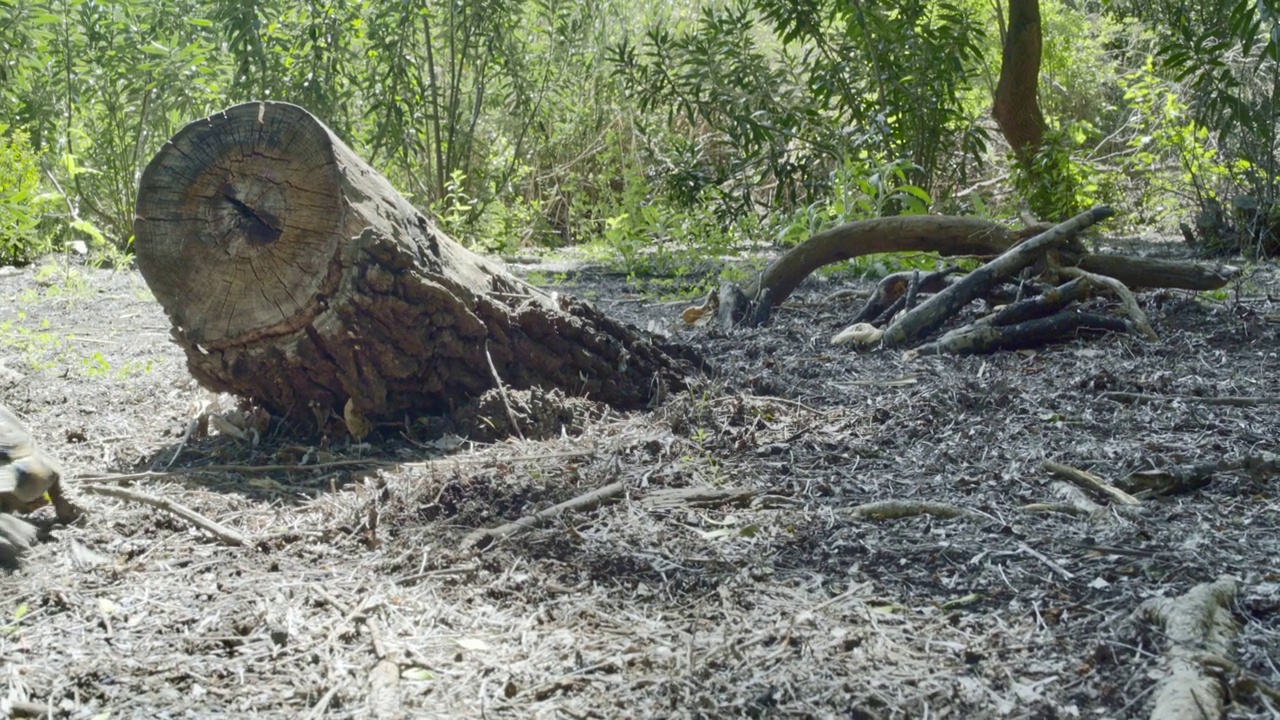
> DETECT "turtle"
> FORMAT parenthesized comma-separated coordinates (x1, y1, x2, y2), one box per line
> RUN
(0, 402, 82, 563)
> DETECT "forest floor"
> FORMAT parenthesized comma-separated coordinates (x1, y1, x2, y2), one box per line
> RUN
(1, 239, 1278, 719)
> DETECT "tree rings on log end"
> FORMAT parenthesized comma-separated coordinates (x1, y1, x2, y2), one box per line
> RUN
(134, 102, 343, 347)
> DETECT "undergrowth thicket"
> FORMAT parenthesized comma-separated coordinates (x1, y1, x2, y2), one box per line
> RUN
(0, 0, 1277, 272)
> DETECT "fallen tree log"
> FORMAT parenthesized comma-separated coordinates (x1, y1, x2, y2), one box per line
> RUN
(744, 215, 1052, 307)
(1072, 254, 1237, 291)
(698, 214, 1237, 329)
(133, 102, 700, 429)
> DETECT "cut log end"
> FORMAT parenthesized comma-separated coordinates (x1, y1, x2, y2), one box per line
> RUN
(134, 103, 698, 429)
(135, 102, 346, 346)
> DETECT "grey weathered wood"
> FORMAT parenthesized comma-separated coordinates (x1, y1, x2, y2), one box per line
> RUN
(882, 206, 1115, 347)
(915, 311, 1129, 355)
(134, 102, 698, 428)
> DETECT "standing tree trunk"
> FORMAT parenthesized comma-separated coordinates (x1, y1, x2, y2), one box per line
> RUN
(133, 102, 699, 429)
(992, 0, 1047, 161)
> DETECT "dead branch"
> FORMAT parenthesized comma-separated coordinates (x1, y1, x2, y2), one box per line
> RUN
(748, 215, 1044, 308)
(1200, 654, 1280, 704)
(1101, 392, 1280, 407)
(1122, 464, 1217, 497)
(82, 484, 246, 547)
(914, 311, 1128, 355)
(1059, 266, 1158, 341)
(1069, 253, 1238, 291)
(1017, 541, 1074, 580)
(1020, 502, 1090, 517)
(883, 206, 1115, 347)
(986, 277, 1093, 327)
(848, 500, 987, 522)
(687, 214, 1235, 329)
(1023, 480, 1110, 518)
(461, 481, 626, 551)
(641, 486, 757, 510)
(1131, 576, 1240, 720)
(851, 268, 957, 326)
(1042, 460, 1140, 506)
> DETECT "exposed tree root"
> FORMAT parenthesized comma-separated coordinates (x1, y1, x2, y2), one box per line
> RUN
(1130, 576, 1240, 720)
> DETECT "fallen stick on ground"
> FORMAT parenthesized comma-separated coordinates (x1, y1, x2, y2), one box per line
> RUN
(461, 481, 626, 551)
(1022, 481, 1109, 519)
(848, 500, 987, 522)
(1042, 460, 1140, 506)
(1101, 392, 1280, 407)
(641, 486, 757, 510)
(1017, 541, 1074, 580)
(81, 484, 246, 547)
(1130, 576, 1239, 720)
(75, 449, 599, 484)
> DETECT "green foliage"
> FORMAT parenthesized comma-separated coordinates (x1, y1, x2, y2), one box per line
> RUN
(611, 0, 986, 226)
(1144, 0, 1280, 253)
(584, 163, 748, 282)
(1037, 3, 1136, 129)
(0, 128, 55, 264)
(756, 0, 989, 191)
(0, 312, 70, 371)
(1011, 125, 1107, 222)
(0, 0, 1275, 274)
(608, 1, 828, 221)
(774, 158, 931, 246)
(1116, 61, 1238, 227)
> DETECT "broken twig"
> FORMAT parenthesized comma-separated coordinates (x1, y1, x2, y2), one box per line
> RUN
(461, 481, 626, 551)
(82, 484, 245, 546)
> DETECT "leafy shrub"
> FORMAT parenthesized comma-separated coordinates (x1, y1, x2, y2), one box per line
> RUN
(0, 128, 54, 265)
(775, 158, 931, 247)
(1148, 0, 1280, 254)
(1116, 61, 1238, 232)
(1010, 124, 1111, 222)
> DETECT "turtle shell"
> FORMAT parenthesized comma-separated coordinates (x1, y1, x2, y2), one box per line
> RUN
(0, 402, 63, 510)
(0, 512, 37, 564)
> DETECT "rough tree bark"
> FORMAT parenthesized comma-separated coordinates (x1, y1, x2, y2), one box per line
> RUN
(993, 0, 1047, 161)
(133, 102, 699, 428)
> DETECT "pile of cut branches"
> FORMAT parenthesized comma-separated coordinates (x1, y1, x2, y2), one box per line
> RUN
(684, 207, 1238, 354)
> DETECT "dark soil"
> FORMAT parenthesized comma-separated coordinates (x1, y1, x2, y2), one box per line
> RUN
(0, 247, 1278, 719)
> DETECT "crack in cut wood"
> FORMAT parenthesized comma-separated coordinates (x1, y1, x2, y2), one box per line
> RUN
(221, 185, 282, 246)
